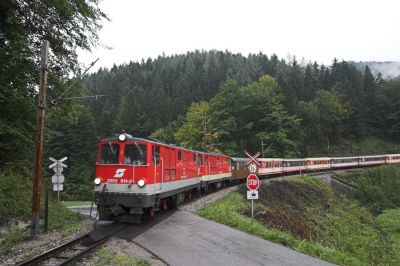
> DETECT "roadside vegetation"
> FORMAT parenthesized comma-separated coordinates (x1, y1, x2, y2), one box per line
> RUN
(61, 201, 92, 207)
(198, 168, 400, 265)
(336, 165, 400, 213)
(93, 249, 151, 266)
(0, 173, 83, 257)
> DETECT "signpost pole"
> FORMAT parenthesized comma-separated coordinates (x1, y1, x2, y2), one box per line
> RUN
(251, 199, 254, 222)
(49, 157, 67, 202)
(30, 40, 49, 238)
(44, 187, 48, 233)
(57, 174, 60, 202)
(245, 151, 261, 223)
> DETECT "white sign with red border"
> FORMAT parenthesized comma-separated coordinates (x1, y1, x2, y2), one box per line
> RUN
(245, 151, 261, 166)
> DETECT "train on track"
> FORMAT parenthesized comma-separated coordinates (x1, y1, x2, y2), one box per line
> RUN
(94, 133, 400, 222)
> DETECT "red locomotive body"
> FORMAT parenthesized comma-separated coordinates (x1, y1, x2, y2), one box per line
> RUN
(94, 134, 230, 222)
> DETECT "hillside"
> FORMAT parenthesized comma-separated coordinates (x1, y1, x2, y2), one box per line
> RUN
(198, 168, 400, 265)
(350, 61, 400, 79)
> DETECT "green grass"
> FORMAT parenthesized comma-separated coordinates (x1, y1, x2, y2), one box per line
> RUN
(335, 165, 400, 214)
(95, 249, 151, 266)
(377, 208, 400, 265)
(61, 201, 92, 207)
(0, 173, 84, 257)
(0, 229, 27, 257)
(197, 177, 400, 265)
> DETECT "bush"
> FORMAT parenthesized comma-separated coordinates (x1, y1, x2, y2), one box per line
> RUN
(0, 172, 82, 232)
(0, 174, 32, 224)
(355, 166, 400, 213)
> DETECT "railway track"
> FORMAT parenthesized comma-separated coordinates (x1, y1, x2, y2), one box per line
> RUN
(16, 223, 129, 266)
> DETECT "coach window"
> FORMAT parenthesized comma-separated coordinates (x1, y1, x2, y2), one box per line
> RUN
(124, 144, 147, 165)
(100, 143, 120, 164)
(152, 145, 160, 165)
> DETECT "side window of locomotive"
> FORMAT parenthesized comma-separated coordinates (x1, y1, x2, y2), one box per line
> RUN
(178, 151, 182, 161)
(124, 144, 147, 165)
(152, 146, 160, 165)
(197, 154, 203, 166)
(100, 143, 120, 164)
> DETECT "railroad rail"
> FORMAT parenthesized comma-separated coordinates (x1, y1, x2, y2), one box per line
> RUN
(16, 223, 129, 266)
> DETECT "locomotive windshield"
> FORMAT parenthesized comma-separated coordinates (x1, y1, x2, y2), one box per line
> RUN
(124, 144, 147, 165)
(100, 143, 120, 164)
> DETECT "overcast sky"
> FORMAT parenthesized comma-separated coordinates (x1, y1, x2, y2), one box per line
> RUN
(78, 0, 400, 71)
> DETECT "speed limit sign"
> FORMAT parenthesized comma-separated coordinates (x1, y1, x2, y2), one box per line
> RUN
(248, 162, 257, 173)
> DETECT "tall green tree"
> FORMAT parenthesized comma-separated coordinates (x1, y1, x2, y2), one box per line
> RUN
(363, 66, 379, 132)
(297, 90, 350, 153)
(0, 0, 107, 172)
(46, 109, 97, 200)
(175, 101, 219, 152)
(377, 79, 400, 141)
(210, 75, 299, 157)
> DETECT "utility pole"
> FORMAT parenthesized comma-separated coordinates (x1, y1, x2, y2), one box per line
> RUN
(30, 40, 49, 238)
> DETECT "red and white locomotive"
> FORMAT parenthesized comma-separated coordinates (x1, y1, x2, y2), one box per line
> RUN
(94, 133, 231, 222)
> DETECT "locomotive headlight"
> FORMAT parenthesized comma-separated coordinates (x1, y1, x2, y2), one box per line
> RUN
(137, 179, 146, 188)
(118, 134, 127, 141)
(94, 177, 101, 185)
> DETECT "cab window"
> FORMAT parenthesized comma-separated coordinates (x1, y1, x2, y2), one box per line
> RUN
(197, 154, 202, 166)
(100, 143, 120, 164)
(152, 145, 160, 165)
(124, 144, 146, 165)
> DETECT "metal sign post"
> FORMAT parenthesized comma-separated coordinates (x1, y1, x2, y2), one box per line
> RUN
(245, 151, 261, 222)
(49, 157, 67, 202)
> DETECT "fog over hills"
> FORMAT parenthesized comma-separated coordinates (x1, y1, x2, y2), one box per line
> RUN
(350, 61, 400, 79)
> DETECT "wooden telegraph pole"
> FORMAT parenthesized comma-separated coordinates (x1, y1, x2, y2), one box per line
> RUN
(30, 40, 49, 238)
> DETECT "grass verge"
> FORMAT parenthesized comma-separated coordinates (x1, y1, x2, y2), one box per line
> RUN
(94, 249, 151, 266)
(0, 173, 84, 257)
(61, 201, 92, 207)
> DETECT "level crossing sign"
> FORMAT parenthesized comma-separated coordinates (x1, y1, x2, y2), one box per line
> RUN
(245, 151, 261, 167)
(49, 157, 67, 197)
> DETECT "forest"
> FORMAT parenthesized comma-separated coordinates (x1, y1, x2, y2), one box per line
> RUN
(1, 1, 400, 199)
(82, 51, 400, 156)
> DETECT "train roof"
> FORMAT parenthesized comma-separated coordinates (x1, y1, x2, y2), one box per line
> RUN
(100, 135, 229, 157)
(231, 157, 248, 162)
(359, 155, 386, 158)
(331, 156, 360, 160)
(282, 158, 307, 161)
(258, 158, 283, 161)
(305, 157, 331, 161)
